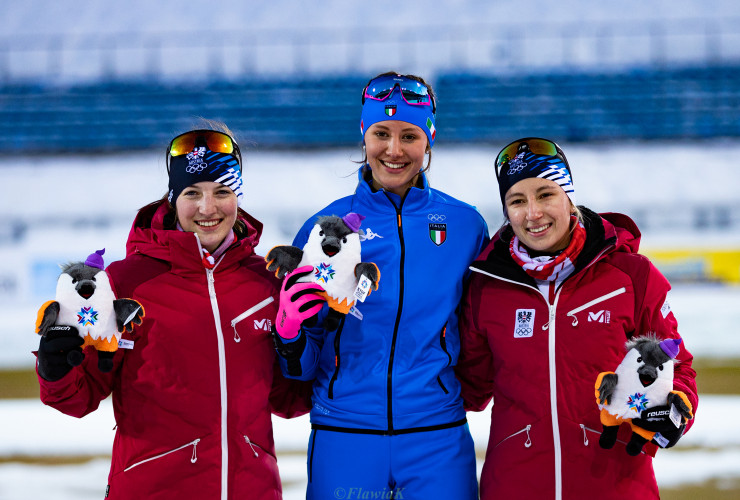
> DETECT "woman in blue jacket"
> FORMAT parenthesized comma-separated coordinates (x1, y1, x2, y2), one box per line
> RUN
(272, 72, 488, 500)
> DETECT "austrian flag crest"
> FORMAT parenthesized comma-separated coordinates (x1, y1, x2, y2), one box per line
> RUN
(429, 223, 446, 246)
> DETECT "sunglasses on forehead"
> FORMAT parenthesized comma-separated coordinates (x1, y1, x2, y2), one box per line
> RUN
(495, 137, 569, 179)
(362, 74, 436, 114)
(166, 130, 242, 173)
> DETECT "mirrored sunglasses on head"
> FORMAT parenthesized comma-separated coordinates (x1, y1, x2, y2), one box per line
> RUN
(362, 74, 435, 113)
(166, 129, 242, 173)
(495, 137, 568, 178)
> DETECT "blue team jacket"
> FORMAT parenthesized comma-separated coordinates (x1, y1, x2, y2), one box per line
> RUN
(278, 170, 488, 433)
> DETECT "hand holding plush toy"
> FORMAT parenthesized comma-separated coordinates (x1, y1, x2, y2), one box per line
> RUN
(266, 213, 380, 331)
(595, 335, 693, 455)
(35, 249, 145, 377)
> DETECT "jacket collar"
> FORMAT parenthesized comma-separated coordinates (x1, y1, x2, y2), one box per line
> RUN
(471, 206, 640, 285)
(354, 167, 432, 214)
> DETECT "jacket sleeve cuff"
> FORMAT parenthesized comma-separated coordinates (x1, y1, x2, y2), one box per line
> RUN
(271, 325, 307, 377)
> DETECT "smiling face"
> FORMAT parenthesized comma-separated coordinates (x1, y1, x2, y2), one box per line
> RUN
(175, 181, 238, 252)
(504, 177, 574, 253)
(364, 120, 428, 197)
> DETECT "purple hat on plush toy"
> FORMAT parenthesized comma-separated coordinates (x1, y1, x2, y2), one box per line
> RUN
(342, 213, 365, 233)
(85, 249, 106, 270)
(659, 338, 682, 359)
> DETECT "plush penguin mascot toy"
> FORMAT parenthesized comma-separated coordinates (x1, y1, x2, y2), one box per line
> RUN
(596, 335, 693, 455)
(35, 249, 145, 372)
(266, 213, 380, 330)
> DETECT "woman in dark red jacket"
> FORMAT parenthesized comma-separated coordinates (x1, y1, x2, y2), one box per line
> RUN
(35, 125, 310, 499)
(456, 138, 698, 500)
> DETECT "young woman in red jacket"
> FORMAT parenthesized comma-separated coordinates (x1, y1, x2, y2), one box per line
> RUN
(456, 137, 698, 500)
(34, 124, 311, 499)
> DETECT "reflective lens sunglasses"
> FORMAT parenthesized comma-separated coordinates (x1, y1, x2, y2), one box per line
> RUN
(495, 137, 569, 179)
(362, 74, 436, 114)
(166, 129, 242, 173)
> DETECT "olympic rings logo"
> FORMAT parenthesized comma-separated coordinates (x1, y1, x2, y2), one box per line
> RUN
(428, 214, 447, 222)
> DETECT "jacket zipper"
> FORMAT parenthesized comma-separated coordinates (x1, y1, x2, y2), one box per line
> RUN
(386, 194, 408, 433)
(494, 425, 532, 449)
(243, 434, 270, 458)
(437, 324, 451, 394)
(230, 296, 275, 342)
(439, 324, 452, 366)
(565, 287, 626, 326)
(548, 292, 563, 500)
(327, 315, 346, 399)
(124, 438, 200, 472)
(195, 234, 229, 500)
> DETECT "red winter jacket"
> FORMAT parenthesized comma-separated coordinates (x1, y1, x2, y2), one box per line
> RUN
(456, 209, 697, 500)
(38, 201, 311, 500)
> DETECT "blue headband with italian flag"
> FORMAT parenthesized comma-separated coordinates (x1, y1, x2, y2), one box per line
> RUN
(360, 87, 436, 147)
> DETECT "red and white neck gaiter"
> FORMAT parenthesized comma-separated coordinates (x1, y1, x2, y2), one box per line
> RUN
(509, 217, 586, 282)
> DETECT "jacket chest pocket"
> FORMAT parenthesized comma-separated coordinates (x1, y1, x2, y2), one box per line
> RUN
(565, 288, 627, 328)
(230, 296, 275, 343)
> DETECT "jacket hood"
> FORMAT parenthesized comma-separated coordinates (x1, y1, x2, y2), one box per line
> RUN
(472, 206, 642, 283)
(599, 210, 641, 254)
(124, 199, 263, 268)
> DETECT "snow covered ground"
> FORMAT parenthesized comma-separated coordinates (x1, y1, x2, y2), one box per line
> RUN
(0, 396, 739, 499)
(1, 142, 739, 498)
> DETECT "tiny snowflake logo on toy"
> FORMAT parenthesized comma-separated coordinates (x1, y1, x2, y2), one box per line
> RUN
(626, 392, 649, 413)
(77, 306, 99, 327)
(314, 262, 336, 283)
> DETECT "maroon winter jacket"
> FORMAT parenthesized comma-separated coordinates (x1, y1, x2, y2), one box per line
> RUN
(456, 209, 698, 500)
(38, 201, 311, 500)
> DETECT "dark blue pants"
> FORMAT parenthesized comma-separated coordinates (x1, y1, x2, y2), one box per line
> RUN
(306, 423, 478, 500)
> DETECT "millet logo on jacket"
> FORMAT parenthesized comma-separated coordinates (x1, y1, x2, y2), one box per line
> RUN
(588, 310, 611, 323)
(254, 318, 272, 331)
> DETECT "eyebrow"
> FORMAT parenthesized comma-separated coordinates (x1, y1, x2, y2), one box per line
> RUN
(373, 124, 420, 133)
(505, 185, 559, 201)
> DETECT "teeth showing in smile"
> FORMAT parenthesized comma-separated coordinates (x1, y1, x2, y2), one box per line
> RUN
(197, 220, 219, 227)
(382, 161, 405, 169)
(528, 224, 550, 234)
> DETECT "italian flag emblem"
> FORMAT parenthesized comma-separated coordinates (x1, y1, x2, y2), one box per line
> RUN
(385, 105, 397, 117)
(429, 223, 447, 246)
(426, 118, 436, 141)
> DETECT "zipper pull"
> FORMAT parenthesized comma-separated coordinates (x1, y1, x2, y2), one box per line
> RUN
(233, 325, 241, 343)
(191, 439, 200, 463)
(244, 435, 259, 457)
(542, 306, 556, 331)
(580, 424, 589, 446)
(523, 424, 532, 448)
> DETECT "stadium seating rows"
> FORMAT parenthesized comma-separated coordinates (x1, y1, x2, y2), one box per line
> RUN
(0, 65, 738, 153)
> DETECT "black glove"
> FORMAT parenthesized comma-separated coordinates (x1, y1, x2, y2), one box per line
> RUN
(37, 325, 84, 381)
(632, 404, 687, 449)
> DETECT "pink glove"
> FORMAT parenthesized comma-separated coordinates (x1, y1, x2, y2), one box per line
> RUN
(276, 266, 326, 339)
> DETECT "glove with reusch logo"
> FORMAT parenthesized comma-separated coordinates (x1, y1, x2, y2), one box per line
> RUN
(36, 325, 85, 381)
(631, 391, 694, 448)
(275, 266, 326, 340)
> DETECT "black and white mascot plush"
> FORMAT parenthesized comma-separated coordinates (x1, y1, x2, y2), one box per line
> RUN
(596, 335, 693, 455)
(266, 213, 380, 330)
(35, 249, 144, 372)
